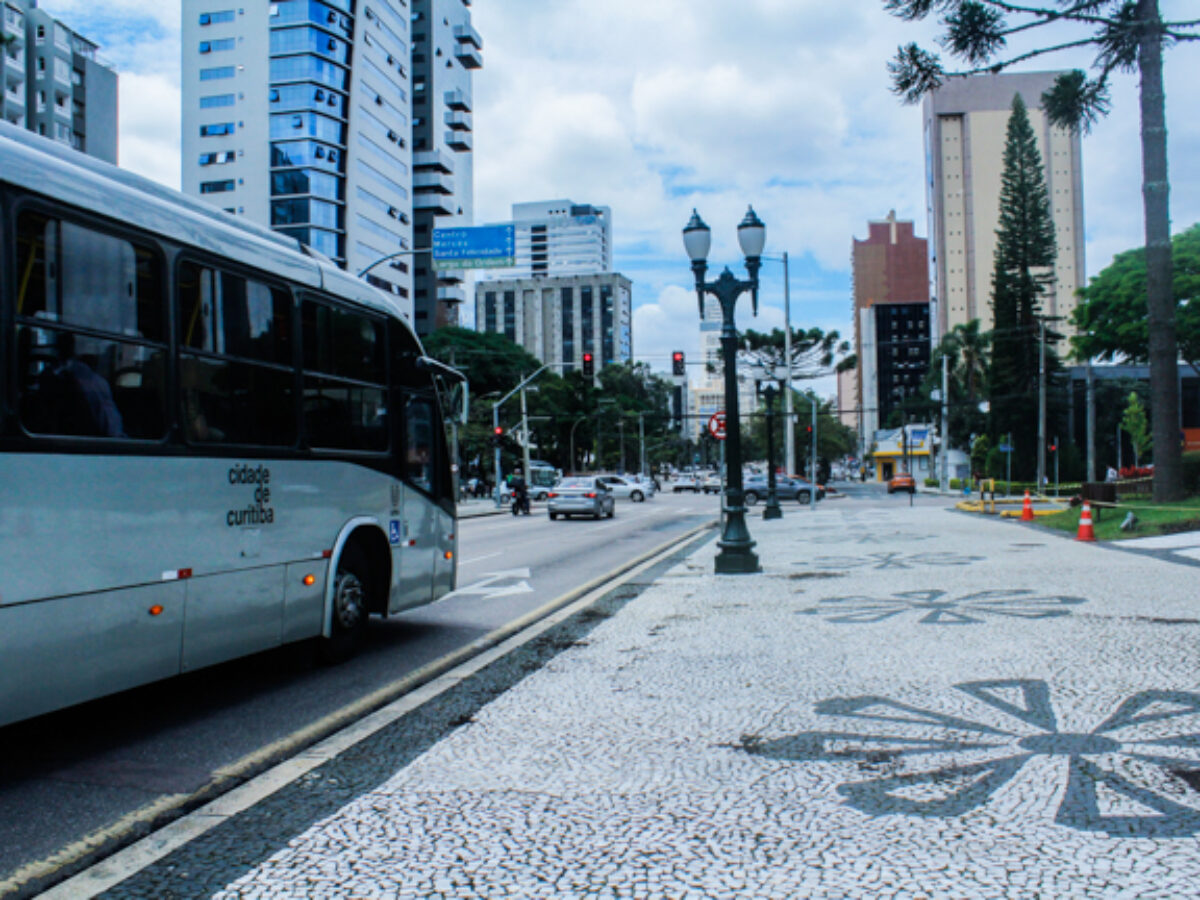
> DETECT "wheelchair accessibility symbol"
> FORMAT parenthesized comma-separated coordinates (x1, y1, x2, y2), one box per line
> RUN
(388, 520, 402, 545)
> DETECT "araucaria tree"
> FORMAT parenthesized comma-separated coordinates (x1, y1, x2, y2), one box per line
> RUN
(989, 94, 1057, 480)
(884, 0, 1199, 500)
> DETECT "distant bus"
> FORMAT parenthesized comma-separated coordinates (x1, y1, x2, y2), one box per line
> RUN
(0, 123, 465, 727)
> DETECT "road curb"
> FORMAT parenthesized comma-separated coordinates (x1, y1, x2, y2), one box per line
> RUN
(17, 519, 718, 900)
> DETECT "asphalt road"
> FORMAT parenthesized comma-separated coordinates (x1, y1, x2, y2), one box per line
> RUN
(0, 491, 715, 896)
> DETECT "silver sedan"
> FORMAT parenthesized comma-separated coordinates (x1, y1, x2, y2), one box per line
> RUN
(548, 478, 616, 520)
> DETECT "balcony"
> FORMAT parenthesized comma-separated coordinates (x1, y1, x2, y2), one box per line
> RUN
(452, 23, 482, 50)
(413, 170, 454, 194)
(414, 193, 454, 215)
(445, 129, 472, 152)
(443, 89, 470, 112)
(437, 285, 466, 305)
(454, 44, 482, 70)
(413, 149, 454, 174)
(444, 109, 471, 132)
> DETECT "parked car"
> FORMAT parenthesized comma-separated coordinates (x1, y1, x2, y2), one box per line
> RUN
(742, 475, 825, 505)
(548, 477, 616, 520)
(672, 474, 703, 493)
(701, 473, 723, 494)
(595, 474, 654, 502)
(887, 472, 916, 494)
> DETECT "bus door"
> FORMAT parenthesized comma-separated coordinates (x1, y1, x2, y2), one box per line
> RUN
(396, 394, 439, 607)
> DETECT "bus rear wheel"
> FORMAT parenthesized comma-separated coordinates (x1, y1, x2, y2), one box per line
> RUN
(319, 543, 370, 663)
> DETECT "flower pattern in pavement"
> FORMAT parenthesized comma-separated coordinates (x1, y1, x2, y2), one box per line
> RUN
(807, 551, 984, 571)
(743, 680, 1200, 836)
(798, 589, 1087, 625)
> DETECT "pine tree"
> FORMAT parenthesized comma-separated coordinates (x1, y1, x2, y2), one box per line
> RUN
(988, 94, 1057, 481)
(884, 0, 1198, 499)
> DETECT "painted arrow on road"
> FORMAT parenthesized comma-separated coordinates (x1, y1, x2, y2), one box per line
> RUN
(439, 568, 534, 602)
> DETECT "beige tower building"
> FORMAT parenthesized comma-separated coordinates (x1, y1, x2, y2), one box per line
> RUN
(924, 71, 1085, 338)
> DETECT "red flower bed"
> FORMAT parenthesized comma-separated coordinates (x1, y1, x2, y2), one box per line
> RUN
(1119, 465, 1154, 479)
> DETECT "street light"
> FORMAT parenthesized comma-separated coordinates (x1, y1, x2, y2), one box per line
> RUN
(757, 367, 785, 520)
(683, 206, 764, 574)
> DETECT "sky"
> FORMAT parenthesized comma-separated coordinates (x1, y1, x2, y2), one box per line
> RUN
(37, 0, 1200, 400)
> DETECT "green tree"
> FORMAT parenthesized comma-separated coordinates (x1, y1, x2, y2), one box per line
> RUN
(988, 94, 1060, 481)
(1121, 390, 1152, 467)
(1072, 223, 1200, 376)
(422, 327, 545, 397)
(910, 320, 992, 452)
(884, 0, 1199, 500)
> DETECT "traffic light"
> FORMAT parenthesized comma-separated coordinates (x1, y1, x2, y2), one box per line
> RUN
(492, 425, 503, 445)
(672, 351, 685, 377)
(582, 352, 594, 377)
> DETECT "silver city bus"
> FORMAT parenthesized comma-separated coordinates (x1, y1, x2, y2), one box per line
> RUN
(0, 123, 465, 727)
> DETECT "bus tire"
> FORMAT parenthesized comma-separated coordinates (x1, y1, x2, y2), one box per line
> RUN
(319, 543, 370, 663)
(631, 490, 644, 502)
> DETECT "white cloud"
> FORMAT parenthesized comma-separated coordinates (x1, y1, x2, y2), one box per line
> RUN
(27, 0, 1200, 387)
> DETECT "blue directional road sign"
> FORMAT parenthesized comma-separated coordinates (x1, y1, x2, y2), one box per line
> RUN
(432, 225, 515, 270)
(999, 444, 1014, 452)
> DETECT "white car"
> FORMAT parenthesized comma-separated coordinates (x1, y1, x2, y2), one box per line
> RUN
(596, 474, 653, 502)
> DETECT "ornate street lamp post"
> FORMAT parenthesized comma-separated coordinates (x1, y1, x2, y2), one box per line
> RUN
(683, 207, 765, 574)
(758, 375, 783, 520)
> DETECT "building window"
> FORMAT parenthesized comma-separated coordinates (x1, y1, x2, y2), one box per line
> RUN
(199, 38, 235, 53)
(199, 10, 236, 25)
(200, 93, 236, 109)
(200, 66, 236, 81)
(200, 180, 236, 194)
(200, 122, 235, 136)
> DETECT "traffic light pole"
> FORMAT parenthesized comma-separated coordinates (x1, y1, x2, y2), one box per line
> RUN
(492, 365, 550, 506)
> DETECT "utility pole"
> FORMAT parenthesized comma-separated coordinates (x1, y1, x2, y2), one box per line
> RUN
(638, 412, 646, 476)
(1086, 362, 1096, 482)
(618, 418, 626, 473)
(782, 251, 794, 476)
(810, 399, 818, 512)
(1037, 319, 1047, 493)
(940, 352, 949, 492)
(520, 380, 532, 485)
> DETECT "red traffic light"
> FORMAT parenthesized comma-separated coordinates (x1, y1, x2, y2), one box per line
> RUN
(582, 352, 595, 377)
(493, 425, 503, 436)
(806, 425, 813, 434)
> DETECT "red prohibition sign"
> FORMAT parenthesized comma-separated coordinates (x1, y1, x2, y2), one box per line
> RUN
(708, 411, 727, 440)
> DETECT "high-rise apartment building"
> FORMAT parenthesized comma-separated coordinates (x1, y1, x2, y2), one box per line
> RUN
(852, 212, 931, 439)
(483, 200, 612, 279)
(2, 0, 117, 162)
(410, 0, 480, 334)
(474, 273, 632, 374)
(181, 1, 422, 309)
(924, 71, 1084, 338)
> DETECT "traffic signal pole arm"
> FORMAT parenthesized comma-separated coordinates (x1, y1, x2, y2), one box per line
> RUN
(492, 365, 554, 506)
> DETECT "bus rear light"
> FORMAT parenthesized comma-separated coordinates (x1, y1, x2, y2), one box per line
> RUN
(444, 551, 453, 560)
(584, 492, 597, 499)
(161, 568, 193, 581)
(322, 549, 333, 559)
(303, 574, 316, 586)
(407, 539, 417, 547)
(148, 605, 164, 616)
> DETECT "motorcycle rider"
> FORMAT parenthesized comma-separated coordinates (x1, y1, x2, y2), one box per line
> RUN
(510, 467, 531, 515)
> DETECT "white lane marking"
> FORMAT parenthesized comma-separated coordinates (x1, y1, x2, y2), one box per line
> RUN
(436, 568, 535, 603)
(458, 551, 503, 566)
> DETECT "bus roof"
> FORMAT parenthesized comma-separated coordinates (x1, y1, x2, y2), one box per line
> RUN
(0, 122, 419, 333)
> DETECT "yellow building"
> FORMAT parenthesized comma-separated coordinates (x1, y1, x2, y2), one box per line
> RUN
(870, 425, 934, 482)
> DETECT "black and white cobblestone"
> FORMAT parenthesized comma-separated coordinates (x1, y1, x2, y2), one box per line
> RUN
(112, 507, 1200, 898)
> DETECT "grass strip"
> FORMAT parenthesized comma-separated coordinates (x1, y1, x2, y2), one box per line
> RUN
(1036, 496, 1200, 541)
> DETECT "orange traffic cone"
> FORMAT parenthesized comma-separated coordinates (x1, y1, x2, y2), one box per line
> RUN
(1021, 490, 1034, 521)
(1076, 501, 1096, 542)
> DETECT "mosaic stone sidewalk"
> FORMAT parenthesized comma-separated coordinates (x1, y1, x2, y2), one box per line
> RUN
(139, 505, 1200, 898)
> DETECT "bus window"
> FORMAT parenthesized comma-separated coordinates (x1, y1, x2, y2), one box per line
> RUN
(14, 211, 166, 439)
(404, 397, 435, 492)
(178, 262, 296, 446)
(301, 299, 387, 452)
